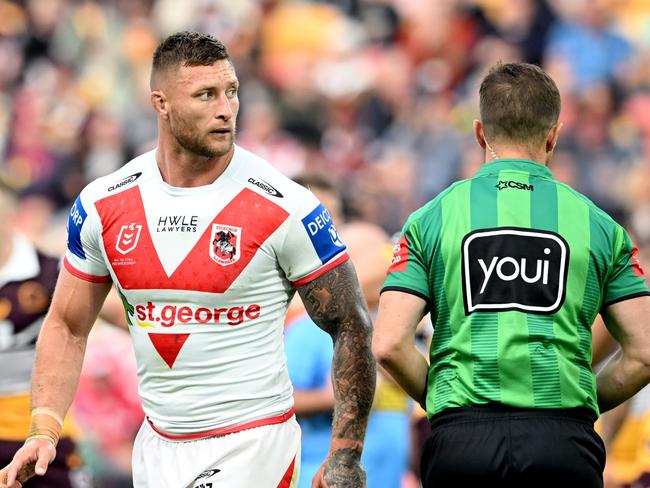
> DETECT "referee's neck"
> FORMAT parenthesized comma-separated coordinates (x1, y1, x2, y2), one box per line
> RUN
(483, 147, 550, 167)
(475, 118, 561, 168)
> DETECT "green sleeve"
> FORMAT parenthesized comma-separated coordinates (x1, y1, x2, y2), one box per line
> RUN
(382, 218, 431, 302)
(602, 226, 650, 308)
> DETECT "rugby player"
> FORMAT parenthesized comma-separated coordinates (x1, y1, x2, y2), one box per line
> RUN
(0, 32, 375, 488)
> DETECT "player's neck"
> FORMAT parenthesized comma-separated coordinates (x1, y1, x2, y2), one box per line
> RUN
(155, 142, 235, 188)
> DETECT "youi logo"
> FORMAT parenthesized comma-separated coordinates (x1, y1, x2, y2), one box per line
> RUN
(302, 204, 346, 264)
(461, 228, 569, 315)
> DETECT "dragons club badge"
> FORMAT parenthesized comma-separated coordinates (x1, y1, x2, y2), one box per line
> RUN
(210, 224, 241, 265)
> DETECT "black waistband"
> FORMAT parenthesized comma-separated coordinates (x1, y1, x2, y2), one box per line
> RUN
(430, 404, 597, 430)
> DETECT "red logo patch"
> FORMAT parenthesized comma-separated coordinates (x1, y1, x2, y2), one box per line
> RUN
(632, 245, 645, 277)
(388, 234, 409, 273)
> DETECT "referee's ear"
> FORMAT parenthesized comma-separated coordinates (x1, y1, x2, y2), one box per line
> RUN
(473, 120, 488, 150)
(545, 122, 563, 154)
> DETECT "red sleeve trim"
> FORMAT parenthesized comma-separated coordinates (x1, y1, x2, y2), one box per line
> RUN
(292, 252, 349, 287)
(63, 257, 111, 284)
(147, 407, 295, 440)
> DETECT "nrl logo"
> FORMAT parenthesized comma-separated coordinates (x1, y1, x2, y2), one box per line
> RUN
(210, 224, 241, 266)
(116, 223, 143, 255)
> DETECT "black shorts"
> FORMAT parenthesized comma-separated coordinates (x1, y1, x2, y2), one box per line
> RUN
(421, 405, 605, 488)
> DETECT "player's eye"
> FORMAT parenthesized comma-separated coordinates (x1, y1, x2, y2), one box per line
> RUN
(198, 91, 212, 101)
(227, 87, 238, 98)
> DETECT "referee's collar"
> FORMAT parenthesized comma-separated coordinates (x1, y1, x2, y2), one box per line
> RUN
(476, 159, 554, 179)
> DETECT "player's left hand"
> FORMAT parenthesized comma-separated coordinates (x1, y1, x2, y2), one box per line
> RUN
(312, 450, 366, 487)
(0, 438, 56, 488)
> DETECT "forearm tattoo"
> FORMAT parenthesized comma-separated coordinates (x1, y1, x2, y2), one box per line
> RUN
(298, 261, 376, 448)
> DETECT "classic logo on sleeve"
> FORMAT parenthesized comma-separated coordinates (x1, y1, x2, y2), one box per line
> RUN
(107, 172, 142, 192)
(301, 204, 345, 264)
(247, 177, 284, 198)
(462, 228, 568, 315)
(67, 196, 88, 259)
(116, 223, 143, 255)
(209, 224, 241, 265)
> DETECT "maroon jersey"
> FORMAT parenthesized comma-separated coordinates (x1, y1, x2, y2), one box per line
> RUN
(0, 234, 59, 395)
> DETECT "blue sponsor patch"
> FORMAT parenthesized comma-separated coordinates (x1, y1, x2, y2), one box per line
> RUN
(67, 196, 87, 259)
(301, 204, 346, 264)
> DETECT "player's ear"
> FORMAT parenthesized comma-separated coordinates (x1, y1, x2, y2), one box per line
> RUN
(150, 90, 169, 119)
(473, 120, 487, 150)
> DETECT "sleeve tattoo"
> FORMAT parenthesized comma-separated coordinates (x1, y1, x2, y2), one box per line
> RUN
(297, 260, 376, 451)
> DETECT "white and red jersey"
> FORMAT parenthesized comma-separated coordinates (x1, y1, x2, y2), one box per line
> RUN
(64, 145, 348, 436)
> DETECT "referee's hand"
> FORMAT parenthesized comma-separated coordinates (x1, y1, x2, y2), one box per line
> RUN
(312, 451, 366, 487)
(0, 438, 56, 488)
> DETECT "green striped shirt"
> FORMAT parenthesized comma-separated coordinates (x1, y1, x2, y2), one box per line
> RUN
(383, 159, 650, 417)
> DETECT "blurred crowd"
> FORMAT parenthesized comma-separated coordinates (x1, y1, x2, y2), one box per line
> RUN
(2, 0, 650, 236)
(3, 0, 650, 486)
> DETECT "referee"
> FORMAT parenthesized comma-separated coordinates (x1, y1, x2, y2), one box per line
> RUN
(373, 62, 650, 487)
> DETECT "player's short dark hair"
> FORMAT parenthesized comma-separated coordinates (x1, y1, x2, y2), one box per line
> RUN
(479, 63, 561, 148)
(150, 31, 230, 88)
(293, 173, 339, 198)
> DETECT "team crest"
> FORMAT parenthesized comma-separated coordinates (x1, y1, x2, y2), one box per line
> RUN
(116, 223, 143, 255)
(210, 224, 241, 265)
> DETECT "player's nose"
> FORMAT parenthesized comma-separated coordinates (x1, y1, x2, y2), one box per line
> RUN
(214, 93, 233, 121)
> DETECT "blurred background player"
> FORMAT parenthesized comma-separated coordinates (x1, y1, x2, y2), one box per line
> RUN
(285, 173, 412, 488)
(0, 177, 134, 488)
(71, 315, 142, 488)
(283, 173, 341, 487)
(340, 222, 413, 488)
(0, 179, 88, 488)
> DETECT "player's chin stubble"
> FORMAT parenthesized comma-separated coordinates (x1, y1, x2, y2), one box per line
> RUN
(174, 128, 234, 158)
(170, 112, 235, 159)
